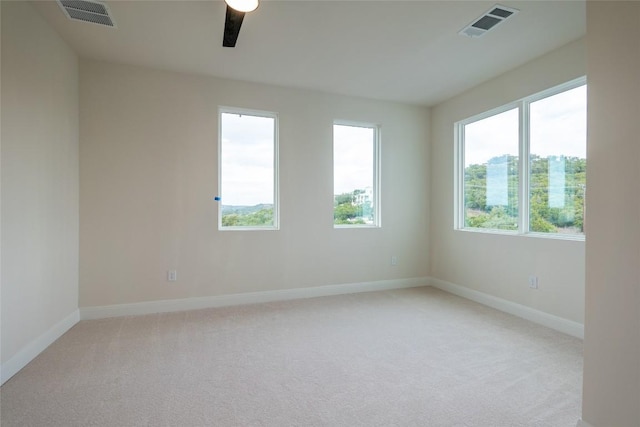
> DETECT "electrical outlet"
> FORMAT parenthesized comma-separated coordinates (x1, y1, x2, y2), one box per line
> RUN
(168, 270, 177, 282)
(391, 256, 398, 266)
(528, 275, 538, 289)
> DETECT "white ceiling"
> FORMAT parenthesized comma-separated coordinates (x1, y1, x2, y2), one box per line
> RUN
(32, 0, 586, 107)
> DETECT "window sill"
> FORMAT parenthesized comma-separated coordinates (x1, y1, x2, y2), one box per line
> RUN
(334, 224, 381, 229)
(219, 226, 279, 232)
(455, 227, 585, 241)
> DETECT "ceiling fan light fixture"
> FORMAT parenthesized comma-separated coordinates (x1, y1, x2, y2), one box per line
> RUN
(225, 0, 259, 13)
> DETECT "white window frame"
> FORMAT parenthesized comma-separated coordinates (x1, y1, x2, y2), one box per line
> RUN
(455, 76, 587, 240)
(333, 120, 381, 228)
(218, 106, 279, 231)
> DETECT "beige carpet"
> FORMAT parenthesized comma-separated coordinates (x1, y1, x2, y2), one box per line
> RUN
(0, 287, 582, 426)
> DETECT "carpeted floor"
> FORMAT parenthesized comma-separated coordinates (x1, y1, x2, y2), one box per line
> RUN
(0, 287, 583, 426)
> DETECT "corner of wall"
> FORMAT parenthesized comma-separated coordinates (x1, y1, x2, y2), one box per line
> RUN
(1, 0, 80, 381)
(1, 310, 79, 385)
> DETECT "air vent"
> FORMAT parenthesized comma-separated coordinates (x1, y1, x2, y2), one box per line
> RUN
(459, 4, 518, 38)
(57, 0, 116, 28)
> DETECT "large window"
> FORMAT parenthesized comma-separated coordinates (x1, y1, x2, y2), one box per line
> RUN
(456, 78, 586, 237)
(219, 108, 278, 230)
(333, 122, 380, 227)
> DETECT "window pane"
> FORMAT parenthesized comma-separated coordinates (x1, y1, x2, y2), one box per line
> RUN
(333, 124, 378, 227)
(529, 85, 586, 234)
(463, 108, 519, 231)
(220, 111, 276, 229)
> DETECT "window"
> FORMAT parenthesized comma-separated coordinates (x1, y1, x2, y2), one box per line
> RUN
(529, 86, 587, 234)
(462, 108, 519, 231)
(219, 108, 278, 230)
(333, 122, 380, 227)
(456, 78, 587, 238)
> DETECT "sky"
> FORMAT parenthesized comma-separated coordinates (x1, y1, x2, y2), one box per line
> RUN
(464, 108, 519, 167)
(220, 112, 274, 206)
(333, 124, 375, 195)
(464, 85, 587, 166)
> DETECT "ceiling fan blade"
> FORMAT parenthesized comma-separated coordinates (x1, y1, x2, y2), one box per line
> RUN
(223, 5, 245, 48)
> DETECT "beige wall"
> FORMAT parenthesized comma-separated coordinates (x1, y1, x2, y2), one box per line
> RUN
(582, 2, 640, 426)
(79, 60, 430, 307)
(429, 39, 586, 324)
(1, 1, 79, 364)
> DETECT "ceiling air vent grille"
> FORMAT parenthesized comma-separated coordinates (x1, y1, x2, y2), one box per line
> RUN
(459, 4, 518, 38)
(57, 0, 116, 28)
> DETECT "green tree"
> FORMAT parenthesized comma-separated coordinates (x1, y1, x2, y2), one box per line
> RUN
(464, 154, 586, 233)
(466, 206, 517, 230)
(222, 208, 273, 227)
(334, 191, 366, 224)
(334, 193, 354, 205)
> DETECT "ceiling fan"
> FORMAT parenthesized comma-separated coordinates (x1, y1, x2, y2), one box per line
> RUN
(223, 0, 259, 48)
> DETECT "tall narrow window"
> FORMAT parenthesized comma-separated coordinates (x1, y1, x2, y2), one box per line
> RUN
(333, 122, 380, 227)
(529, 85, 587, 235)
(462, 108, 519, 231)
(219, 108, 278, 230)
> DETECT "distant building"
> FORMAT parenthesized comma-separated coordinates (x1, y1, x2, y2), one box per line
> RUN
(354, 187, 373, 206)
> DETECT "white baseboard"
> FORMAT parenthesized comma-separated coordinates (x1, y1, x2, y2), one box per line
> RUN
(429, 278, 584, 339)
(576, 420, 595, 427)
(1, 309, 80, 385)
(80, 277, 430, 320)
